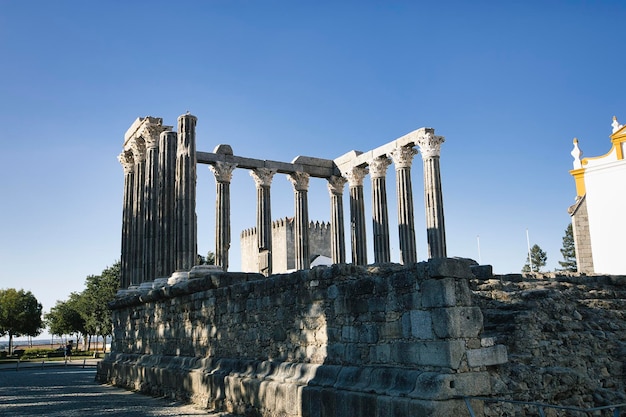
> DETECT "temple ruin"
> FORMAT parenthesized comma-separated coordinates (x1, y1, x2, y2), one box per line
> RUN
(117, 112, 448, 287)
(101, 113, 508, 416)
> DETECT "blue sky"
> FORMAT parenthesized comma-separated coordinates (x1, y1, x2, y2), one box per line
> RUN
(1, 1, 625, 339)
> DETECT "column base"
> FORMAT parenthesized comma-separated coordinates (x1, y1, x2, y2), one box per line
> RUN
(168, 271, 189, 285)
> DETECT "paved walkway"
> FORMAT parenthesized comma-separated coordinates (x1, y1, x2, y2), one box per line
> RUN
(0, 360, 236, 416)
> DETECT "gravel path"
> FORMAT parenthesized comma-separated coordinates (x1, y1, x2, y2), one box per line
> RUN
(0, 364, 236, 416)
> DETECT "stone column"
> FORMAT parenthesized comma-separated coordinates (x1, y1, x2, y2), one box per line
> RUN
(157, 131, 177, 278)
(251, 168, 276, 276)
(287, 172, 311, 270)
(142, 126, 161, 282)
(174, 113, 198, 272)
(327, 176, 347, 264)
(345, 166, 369, 265)
(130, 137, 146, 285)
(209, 161, 237, 271)
(118, 151, 134, 289)
(369, 156, 392, 263)
(390, 146, 418, 264)
(416, 133, 447, 258)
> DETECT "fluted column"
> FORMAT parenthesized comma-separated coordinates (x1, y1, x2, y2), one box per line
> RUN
(174, 113, 198, 272)
(251, 168, 276, 276)
(369, 156, 392, 263)
(287, 172, 311, 270)
(390, 146, 418, 264)
(118, 151, 135, 289)
(209, 162, 237, 271)
(416, 133, 447, 258)
(157, 131, 177, 278)
(142, 125, 162, 282)
(345, 166, 369, 265)
(327, 176, 347, 264)
(130, 138, 146, 285)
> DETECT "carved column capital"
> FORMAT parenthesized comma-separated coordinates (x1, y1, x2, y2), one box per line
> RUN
(389, 146, 418, 168)
(250, 168, 277, 188)
(287, 171, 310, 191)
(344, 166, 369, 187)
(118, 151, 135, 174)
(130, 138, 146, 163)
(327, 175, 347, 196)
(415, 133, 445, 159)
(368, 156, 392, 179)
(209, 162, 237, 183)
(141, 123, 168, 150)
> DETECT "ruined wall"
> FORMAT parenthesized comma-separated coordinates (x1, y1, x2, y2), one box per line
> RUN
(97, 259, 505, 417)
(471, 272, 626, 415)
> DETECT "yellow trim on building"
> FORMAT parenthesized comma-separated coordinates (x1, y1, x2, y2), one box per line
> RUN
(570, 168, 586, 197)
(610, 128, 626, 160)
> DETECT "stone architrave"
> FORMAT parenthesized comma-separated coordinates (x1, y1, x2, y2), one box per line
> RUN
(251, 168, 276, 276)
(389, 146, 418, 264)
(416, 133, 447, 259)
(327, 175, 347, 264)
(369, 156, 392, 263)
(174, 113, 198, 273)
(157, 131, 178, 278)
(209, 161, 237, 272)
(118, 151, 135, 289)
(142, 123, 166, 283)
(287, 171, 311, 270)
(130, 137, 147, 285)
(344, 166, 369, 265)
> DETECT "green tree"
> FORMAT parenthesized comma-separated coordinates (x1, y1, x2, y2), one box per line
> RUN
(558, 223, 577, 272)
(522, 244, 548, 273)
(0, 289, 43, 354)
(81, 261, 120, 352)
(45, 293, 87, 345)
(197, 251, 216, 265)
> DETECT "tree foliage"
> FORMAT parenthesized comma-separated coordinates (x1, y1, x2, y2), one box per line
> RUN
(522, 244, 548, 273)
(45, 261, 120, 352)
(0, 289, 43, 354)
(558, 223, 577, 272)
(197, 251, 216, 265)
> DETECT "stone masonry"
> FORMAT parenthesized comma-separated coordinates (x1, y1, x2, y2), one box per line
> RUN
(97, 258, 507, 416)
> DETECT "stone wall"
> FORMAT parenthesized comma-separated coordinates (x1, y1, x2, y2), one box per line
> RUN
(471, 271, 626, 415)
(97, 258, 506, 417)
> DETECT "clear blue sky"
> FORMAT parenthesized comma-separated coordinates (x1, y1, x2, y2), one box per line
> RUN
(1, 1, 625, 339)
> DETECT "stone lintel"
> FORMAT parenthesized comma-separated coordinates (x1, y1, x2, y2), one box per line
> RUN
(197, 151, 339, 178)
(123, 116, 172, 149)
(334, 127, 437, 172)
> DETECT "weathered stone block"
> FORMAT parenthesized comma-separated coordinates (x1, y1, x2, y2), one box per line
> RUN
(426, 258, 473, 279)
(466, 344, 508, 367)
(413, 340, 466, 369)
(401, 310, 434, 339)
(411, 371, 491, 400)
(431, 306, 483, 338)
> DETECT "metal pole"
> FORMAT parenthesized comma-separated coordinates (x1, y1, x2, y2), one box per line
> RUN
(477, 235, 481, 264)
(526, 228, 533, 272)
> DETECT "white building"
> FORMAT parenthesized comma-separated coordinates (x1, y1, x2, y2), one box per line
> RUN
(569, 116, 626, 274)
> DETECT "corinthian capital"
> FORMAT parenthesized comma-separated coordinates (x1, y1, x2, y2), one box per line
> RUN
(118, 151, 135, 174)
(368, 156, 392, 179)
(287, 171, 310, 192)
(130, 137, 146, 163)
(209, 162, 237, 183)
(250, 168, 277, 188)
(327, 175, 347, 196)
(389, 146, 418, 169)
(344, 166, 369, 187)
(415, 133, 445, 159)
